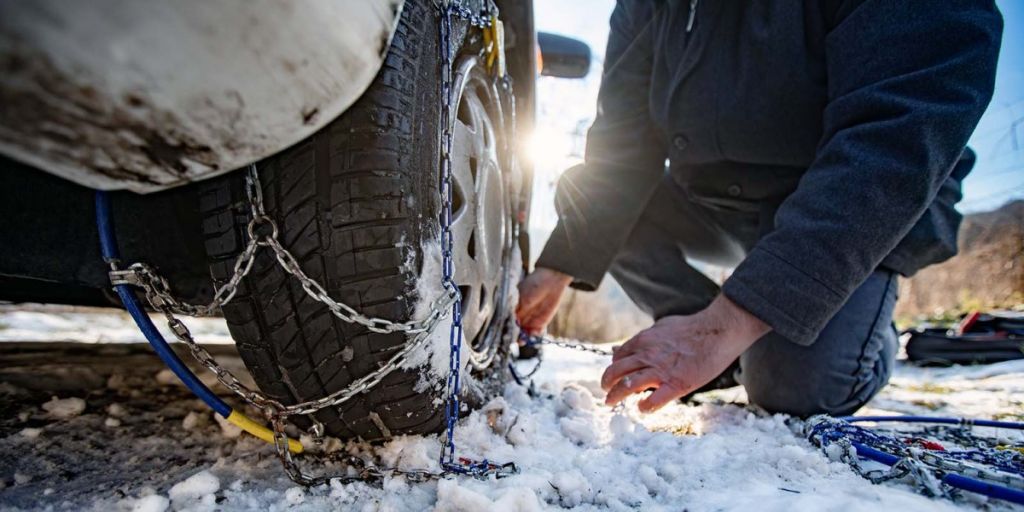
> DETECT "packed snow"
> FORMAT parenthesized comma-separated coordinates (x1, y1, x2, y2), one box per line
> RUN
(0, 308, 1021, 511)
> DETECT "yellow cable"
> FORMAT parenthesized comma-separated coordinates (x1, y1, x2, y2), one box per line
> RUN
(997, 444, 1024, 455)
(226, 410, 303, 453)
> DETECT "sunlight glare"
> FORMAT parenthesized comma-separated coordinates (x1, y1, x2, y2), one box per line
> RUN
(526, 126, 576, 180)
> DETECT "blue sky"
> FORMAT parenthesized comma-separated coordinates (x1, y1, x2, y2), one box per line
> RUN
(532, 0, 1024, 215)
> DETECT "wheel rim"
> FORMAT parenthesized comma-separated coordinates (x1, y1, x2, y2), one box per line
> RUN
(449, 56, 512, 369)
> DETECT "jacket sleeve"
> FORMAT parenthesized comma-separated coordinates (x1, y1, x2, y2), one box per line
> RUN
(722, 0, 1002, 345)
(534, 0, 668, 291)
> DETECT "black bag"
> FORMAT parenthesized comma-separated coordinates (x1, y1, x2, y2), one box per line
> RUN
(905, 311, 1024, 366)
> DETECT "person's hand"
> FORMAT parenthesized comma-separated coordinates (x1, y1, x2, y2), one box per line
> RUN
(515, 267, 573, 335)
(600, 295, 771, 413)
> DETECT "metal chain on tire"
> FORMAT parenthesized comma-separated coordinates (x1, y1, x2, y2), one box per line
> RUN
(437, 0, 517, 477)
(109, 0, 517, 486)
(117, 168, 455, 419)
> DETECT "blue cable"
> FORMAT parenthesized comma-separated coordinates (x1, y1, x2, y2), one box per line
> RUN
(842, 415, 1024, 430)
(95, 191, 231, 418)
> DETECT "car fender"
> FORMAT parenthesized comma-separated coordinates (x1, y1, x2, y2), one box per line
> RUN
(0, 0, 403, 193)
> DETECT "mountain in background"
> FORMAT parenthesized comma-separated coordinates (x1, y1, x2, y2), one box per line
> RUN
(895, 199, 1024, 319)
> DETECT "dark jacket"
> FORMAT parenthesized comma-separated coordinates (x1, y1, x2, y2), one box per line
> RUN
(536, 0, 1002, 345)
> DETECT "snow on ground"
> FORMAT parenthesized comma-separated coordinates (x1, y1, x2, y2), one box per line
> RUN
(0, 305, 233, 345)
(0, 308, 1022, 511)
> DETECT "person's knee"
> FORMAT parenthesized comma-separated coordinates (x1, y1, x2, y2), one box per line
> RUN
(739, 344, 888, 418)
(743, 376, 864, 417)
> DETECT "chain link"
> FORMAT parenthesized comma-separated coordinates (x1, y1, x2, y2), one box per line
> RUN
(520, 332, 614, 356)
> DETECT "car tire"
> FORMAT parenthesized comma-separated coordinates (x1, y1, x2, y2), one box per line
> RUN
(198, 0, 520, 441)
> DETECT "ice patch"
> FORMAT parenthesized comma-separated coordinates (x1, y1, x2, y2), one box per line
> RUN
(42, 396, 85, 419)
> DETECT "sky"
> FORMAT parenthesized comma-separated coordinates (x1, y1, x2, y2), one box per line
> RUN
(528, 0, 1024, 229)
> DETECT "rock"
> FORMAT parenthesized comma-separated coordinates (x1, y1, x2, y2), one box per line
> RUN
(106, 374, 126, 389)
(182, 411, 203, 430)
(42, 396, 86, 419)
(214, 413, 241, 438)
(19, 428, 42, 439)
(154, 369, 179, 386)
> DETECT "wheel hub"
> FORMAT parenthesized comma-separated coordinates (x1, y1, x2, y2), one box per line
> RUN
(448, 57, 513, 368)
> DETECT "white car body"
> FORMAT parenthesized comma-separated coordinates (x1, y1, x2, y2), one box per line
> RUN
(0, 0, 402, 193)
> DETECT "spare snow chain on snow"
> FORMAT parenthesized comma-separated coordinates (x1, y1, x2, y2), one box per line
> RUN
(806, 416, 1024, 505)
(100, 0, 520, 486)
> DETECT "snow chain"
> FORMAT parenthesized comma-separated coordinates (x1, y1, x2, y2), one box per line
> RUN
(107, 0, 520, 486)
(806, 416, 1024, 502)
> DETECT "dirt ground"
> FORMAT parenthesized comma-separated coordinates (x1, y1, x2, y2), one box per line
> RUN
(0, 343, 268, 508)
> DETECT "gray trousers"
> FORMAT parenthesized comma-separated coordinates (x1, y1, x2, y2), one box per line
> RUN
(609, 177, 898, 416)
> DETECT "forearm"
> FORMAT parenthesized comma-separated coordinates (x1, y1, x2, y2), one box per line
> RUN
(535, 0, 667, 289)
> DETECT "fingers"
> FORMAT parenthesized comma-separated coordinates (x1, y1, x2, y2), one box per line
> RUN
(604, 368, 661, 406)
(600, 355, 646, 391)
(638, 385, 686, 413)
